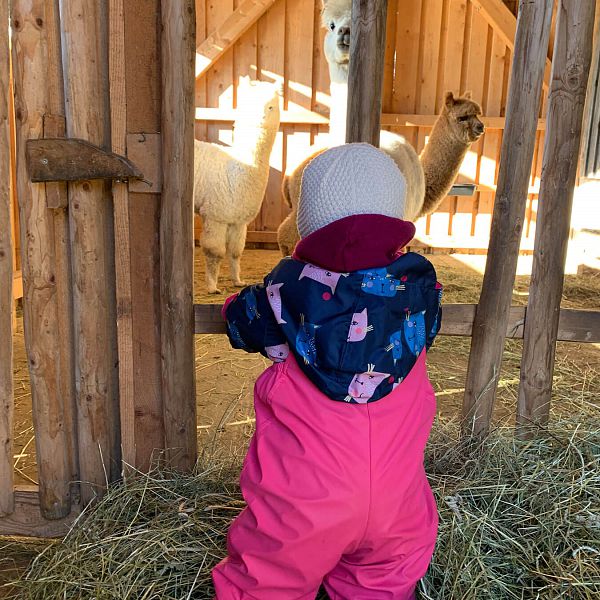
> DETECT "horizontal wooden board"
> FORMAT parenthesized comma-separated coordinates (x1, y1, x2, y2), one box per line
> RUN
(0, 486, 79, 537)
(195, 107, 546, 130)
(195, 303, 600, 343)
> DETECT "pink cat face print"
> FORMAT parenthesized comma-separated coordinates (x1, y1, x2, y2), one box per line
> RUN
(347, 308, 373, 342)
(299, 264, 343, 294)
(266, 282, 287, 324)
(346, 365, 390, 404)
(266, 343, 290, 363)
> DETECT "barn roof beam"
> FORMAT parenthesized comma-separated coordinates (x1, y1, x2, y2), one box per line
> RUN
(196, 0, 277, 79)
(472, 0, 552, 89)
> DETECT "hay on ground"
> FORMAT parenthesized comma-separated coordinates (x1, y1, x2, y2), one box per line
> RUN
(7, 412, 600, 600)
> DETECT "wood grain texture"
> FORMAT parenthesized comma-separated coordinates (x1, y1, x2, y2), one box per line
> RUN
(160, 0, 197, 471)
(0, 487, 79, 538)
(195, 303, 600, 343)
(196, 0, 276, 78)
(0, 0, 14, 518)
(462, 0, 554, 437)
(11, 0, 73, 519)
(346, 0, 389, 145)
(109, 0, 134, 470)
(62, 0, 120, 503)
(123, 0, 164, 473)
(516, 0, 596, 436)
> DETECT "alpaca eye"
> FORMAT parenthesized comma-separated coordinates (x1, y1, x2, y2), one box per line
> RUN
(458, 115, 470, 122)
(329, 22, 336, 31)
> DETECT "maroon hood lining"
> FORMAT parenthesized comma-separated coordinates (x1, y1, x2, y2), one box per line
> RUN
(292, 214, 416, 272)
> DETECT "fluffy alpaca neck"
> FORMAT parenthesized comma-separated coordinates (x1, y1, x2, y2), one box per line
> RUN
(328, 62, 349, 145)
(419, 114, 471, 215)
(232, 122, 278, 169)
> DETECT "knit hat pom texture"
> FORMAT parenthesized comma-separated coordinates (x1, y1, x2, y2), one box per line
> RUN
(297, 143, 407, 239)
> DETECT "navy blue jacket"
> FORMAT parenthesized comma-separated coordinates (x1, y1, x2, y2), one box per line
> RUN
(224, 247, 442, 404)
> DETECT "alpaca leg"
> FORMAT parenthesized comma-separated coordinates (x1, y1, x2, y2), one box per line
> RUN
(201, 219, 227, 294)
(226, 223, 248, 287)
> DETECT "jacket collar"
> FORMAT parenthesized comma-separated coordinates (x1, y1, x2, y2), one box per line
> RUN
(293, 214, 416, 272)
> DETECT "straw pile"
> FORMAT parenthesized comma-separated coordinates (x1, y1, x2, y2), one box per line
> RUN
(8, 411, 600, 600)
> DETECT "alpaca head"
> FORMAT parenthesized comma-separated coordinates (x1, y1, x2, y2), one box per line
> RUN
(321, 0, 352, 82)
(443, 92, 485, 144)
(236, 77, 282, 130)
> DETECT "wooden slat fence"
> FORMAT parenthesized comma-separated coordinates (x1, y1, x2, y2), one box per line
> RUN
(194, 0, 550, 250)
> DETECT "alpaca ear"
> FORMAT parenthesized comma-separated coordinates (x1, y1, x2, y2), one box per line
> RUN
(239, 75, 251, 88)
(464, 90, 473, 99)
(444, 91, 455, 108)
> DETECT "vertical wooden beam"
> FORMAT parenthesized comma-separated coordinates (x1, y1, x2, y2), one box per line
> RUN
(109, 0, 134, 470)
(462, 0, 553, 436)
(346, 0, 389, 145)
(62, 0, 120, 503)
(11, 0, 72, 518)
(45, 0, 79, 490)
(160, 0, 197, 470)
(516, 0, 596, 436)
(0, 0, 14, 517)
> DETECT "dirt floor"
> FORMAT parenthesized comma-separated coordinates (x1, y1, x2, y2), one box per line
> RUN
(8, 249, 600, 480)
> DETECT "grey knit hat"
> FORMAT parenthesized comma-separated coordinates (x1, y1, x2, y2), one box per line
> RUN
(297, 143, 407, 239)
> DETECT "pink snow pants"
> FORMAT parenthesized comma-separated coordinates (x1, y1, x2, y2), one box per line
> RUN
(212, 351, 438, 600)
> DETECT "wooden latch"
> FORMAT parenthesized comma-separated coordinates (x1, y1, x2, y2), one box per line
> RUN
(26, 138, 144, 186)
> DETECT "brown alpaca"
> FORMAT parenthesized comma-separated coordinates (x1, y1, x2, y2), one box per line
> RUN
(419, 91, 484, 217)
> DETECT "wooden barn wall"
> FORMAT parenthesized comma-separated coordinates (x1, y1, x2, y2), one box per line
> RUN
(195, 0, 549, 250)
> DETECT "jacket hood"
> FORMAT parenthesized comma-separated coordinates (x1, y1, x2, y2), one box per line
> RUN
(293, 214, 416, 273)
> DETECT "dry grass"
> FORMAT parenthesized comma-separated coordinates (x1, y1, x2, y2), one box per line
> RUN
(5, 406, 599, 600)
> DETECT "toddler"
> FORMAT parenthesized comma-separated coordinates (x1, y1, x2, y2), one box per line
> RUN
(213, 143, 442, 599)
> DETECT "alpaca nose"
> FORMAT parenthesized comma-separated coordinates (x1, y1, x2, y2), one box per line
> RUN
(337, 26, 350, 50)
(474, 121, 485, 134)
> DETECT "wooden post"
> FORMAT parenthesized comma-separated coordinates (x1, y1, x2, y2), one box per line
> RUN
(462, 0, 554, 436)
(516, 0, 596, 436)
(62, 0, 120, 502)
(45, 0, 79, 490)
(0, 0, 14, 518)
(109, 0, 135, 471)
(160, 0, 197, 470)
(11, 0, 72, 518)
(346, 0, 388, 145)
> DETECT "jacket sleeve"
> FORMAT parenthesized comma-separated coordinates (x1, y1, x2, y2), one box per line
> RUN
(425, 282, 443, 351)
(222, 283, 282, 355)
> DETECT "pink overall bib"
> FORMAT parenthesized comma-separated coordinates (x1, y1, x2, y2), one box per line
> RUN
(213, 350, 438, 599)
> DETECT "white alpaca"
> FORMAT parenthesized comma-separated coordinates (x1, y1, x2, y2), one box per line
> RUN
(194, 79, 281, 293)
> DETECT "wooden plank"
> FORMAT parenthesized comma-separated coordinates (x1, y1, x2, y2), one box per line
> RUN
(254, 0, 285, 232)
(194, 303, 600, 343)
(206, 0, 234, 147)
(195, 0, 276, 78)
(391, 0, 422, 147)
(44, 0, 78, 494)
(0, 0, 14, 517)
(109, 0, 134, 470)
(62, 0, 120, 502)
(123, 0, 164, 473)
(196, 108, 545, 129)
(382, 0, 398, 113)
(472, 0, 552, 88)
(160, 0, 197, 471)
(0, 487, 79, 538)
(12, 0, 73, 519)
(346, 0, 389, 145)
(195, 0, 208, 141)
(462, 0, 554, 437)
(517, 0, 596, 436)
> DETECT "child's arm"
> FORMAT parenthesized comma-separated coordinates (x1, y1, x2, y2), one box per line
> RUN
(222, 283, 284, 356)
(425, 282, 443, 350)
